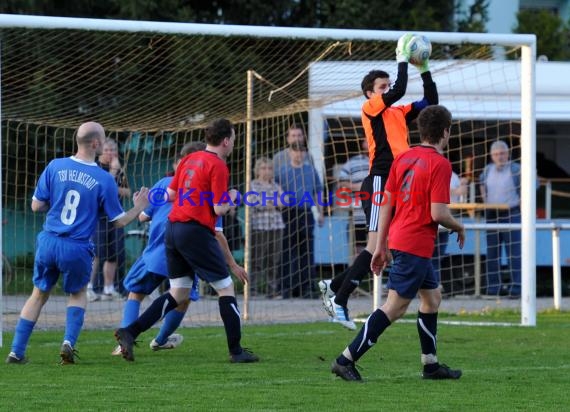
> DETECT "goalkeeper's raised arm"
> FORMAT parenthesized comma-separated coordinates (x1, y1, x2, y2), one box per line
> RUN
(408, 50, 438, 122)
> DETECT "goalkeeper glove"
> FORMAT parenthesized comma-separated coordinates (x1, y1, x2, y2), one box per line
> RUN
(413, 58, 430, 74)
(395, 33, 414, 63)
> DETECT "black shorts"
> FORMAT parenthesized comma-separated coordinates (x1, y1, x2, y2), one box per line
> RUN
(360, 174, 386, 232)
(165, 220, 227, 283)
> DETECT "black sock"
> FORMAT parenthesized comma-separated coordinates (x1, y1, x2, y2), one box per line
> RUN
(336, 354, 351, 366)
(334, 250, 372, 307)
(127, 293, 178, 338)
(347, 309, 391, 363)
(330, 267, 349, 294)
(417, 311, 438, 362)
(219, 296, 242, 355)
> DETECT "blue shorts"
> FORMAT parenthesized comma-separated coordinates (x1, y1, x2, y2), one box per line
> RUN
(123, 256, 200, 301)
(165, 221, 228, 283)
(33, 231, 94, 294)
(386, 249, 438, 299)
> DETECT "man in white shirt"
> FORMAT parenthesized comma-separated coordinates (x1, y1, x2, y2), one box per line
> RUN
(479, 140, 521, 298)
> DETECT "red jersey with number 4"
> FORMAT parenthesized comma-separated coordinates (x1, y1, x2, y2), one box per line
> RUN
(168, 150, 229, 232)
(385, 145, 451, 258)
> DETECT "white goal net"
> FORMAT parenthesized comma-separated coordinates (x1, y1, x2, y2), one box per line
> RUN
(0, 15, 537, 341)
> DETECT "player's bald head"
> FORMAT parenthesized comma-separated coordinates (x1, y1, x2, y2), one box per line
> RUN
(76, 122, 105, 146)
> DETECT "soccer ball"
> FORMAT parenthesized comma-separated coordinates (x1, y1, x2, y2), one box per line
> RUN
(408, 35, 432, 65)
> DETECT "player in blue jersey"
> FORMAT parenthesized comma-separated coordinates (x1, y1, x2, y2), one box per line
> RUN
(112, 144, 202, 355)
(115, 119, 257, 363)
(113, 141, 248, 356)
(5, 122, 150, 365)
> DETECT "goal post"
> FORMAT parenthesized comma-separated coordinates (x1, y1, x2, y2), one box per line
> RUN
(0, 40, 3, 347)
(306, 47, 537, 326)
(520, 43, 537, 326)
(0, 14, 539, 337)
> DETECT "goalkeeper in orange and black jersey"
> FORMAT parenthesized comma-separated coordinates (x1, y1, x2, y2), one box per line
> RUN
(319, 33, 439, 329)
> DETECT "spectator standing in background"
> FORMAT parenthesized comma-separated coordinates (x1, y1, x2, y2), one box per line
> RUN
(273, 124, 314, 172)
(87, 138, 131, 301)
(275, 141, 324, 299)
(479, 140, 522, 298)
(249, 157, 285, 298)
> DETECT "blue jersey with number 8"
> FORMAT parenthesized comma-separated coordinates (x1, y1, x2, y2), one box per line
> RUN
(33, 156, 125, 242)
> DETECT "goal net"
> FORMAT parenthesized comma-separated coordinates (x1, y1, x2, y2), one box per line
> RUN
(0, 15, 537, 339)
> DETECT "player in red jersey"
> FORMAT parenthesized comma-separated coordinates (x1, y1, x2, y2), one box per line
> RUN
(331, 105, 465, 381)
(319, 34, 439, 329)
(115, 119, 258, 363)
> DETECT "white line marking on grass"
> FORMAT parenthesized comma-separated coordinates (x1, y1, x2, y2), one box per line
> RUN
(354, 318, 520, 327)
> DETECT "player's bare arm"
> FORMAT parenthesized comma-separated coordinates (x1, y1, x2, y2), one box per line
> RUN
(166, 187, 176, 202)
(213, 188, 238, 216)
(431, 202, 465, 249)
(215, 230, 249, 283)
(31, 199, 49, 213)
(138, 211, 151, 223)
(371, 190, 395, 274)
(114, 187, 150, 228)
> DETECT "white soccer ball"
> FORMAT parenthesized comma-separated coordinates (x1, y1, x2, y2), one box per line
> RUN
(408, 35, 432, 65)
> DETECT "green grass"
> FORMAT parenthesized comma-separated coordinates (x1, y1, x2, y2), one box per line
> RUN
(2, 312, 570, 411)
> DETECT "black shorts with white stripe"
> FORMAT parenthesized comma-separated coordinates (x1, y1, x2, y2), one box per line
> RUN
(360, 174, 386, 232)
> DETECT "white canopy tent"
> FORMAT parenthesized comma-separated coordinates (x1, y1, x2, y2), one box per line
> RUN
(308, 60, 570, 165)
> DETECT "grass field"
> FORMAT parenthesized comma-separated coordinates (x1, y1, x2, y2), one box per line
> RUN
(1, 312, 569, 411)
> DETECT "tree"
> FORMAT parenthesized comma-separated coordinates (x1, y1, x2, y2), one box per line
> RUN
(0, 0, 457, 30)
(310, 0, 455, 31)
(0, 0, 118, 18)
(514, 9, 570, 61)
(447, 0, 490, 59)
(455, 0, 488, 33)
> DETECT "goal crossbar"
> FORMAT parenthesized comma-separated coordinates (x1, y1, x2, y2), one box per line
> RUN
(0, 13, 536, 45)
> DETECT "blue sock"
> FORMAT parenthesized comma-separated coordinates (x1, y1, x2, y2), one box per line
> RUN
(121, 299, 141, 328)
(155, 309, 185, 345)
(64, 306, 85, 347)
(11, 318, 36, 358)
